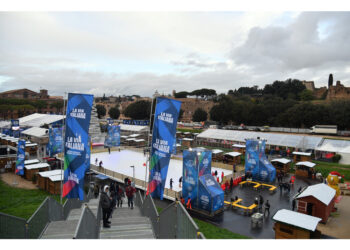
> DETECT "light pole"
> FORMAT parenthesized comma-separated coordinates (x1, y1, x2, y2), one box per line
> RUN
(130, 165, 135, 184)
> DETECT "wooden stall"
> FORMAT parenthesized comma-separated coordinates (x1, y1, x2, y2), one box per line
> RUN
(271, 158, 291, 175)
(125, 138, 135, 146)
(296, 183, 336, 223)
(24, 162, 50, 182)
(25, 143, 38, 156)
(223, 152, 241, 165)
(182, 138, 194, 148)
(295, 161, 316, 178)
(293, 152, 312, 163)
(212, 149, 224, 162)
(134, 139, 146, 148)
(232, 144, 246, 154)
(273, 209, 322, 239)
(48, 175, 63, 195)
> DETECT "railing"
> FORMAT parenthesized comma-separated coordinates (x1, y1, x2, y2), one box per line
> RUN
(134, 190, 144, 208)
(141, 195, 159, 237)
(176, 202, 199, 239)
(63, 198, 82, 219)
(95, 196, 102, 239)
(48, 198, 64, 221)
(158, 202, 177, 239)
(0, 212, 27, 239)
(74, 204, 98, 239)
(27, 197, 50, 239)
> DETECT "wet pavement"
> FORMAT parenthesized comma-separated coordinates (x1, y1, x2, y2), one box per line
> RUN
(214, 174, 320, 239)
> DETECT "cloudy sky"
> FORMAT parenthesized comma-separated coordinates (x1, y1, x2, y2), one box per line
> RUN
(0, 3, 349, 97)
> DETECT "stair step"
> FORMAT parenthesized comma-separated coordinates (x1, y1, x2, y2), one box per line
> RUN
(100, 223, 152, 232)
(40, 220, 79, 239)
(100, 230, 155, 239)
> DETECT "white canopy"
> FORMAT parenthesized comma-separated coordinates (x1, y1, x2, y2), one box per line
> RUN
(316, 139, 350, 154)
(24, 162, 50, 170)
(38, 169, 63, 177)
(129, 134, 141, 137)
(271, 158, 291, 164)
(273, 209, 321, 231)
(26, 143, 38, 147)
(232, 144, 246, 148)
(21, 127, 48, 138)
(134, 139, 145, 142)
(297, 183, 336, 206)
(119, 124, 148, 132)
(183, 138, 193, 141)
(25, 159, 40, 165)
(48, 175, 64, 182)
(126, 138, 135, 141)
(292, 152, 311, 156)
(212, 149, 224, 154)
(295, 161, 316, 168)
(225, 152, 241, 157)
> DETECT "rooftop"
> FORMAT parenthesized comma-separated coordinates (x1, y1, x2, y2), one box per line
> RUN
(273, 209, 322, 231)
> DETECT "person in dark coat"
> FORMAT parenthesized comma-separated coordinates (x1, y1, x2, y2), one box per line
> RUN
(116, 185, 124, 208)
(179, 176, 182, 188)
(108, 147, 111, 154)
(292, 199, 296, 211)
(215, 170, 218, 176)
(230, 177, 233, 191)
(93, 184, 99, 198)
(100, 185, 112, 228)
(170, 178, 173, 189)
(259, 195, 264, 212)
(264, 200, 270, 217)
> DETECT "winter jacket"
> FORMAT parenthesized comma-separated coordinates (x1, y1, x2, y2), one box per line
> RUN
(100, 192, 111, 209)
(125, 185, 136, 198)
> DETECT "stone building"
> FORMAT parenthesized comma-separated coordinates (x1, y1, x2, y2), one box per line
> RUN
(302, 79, 350, 100)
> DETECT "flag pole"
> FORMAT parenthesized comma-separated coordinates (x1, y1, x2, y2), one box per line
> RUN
(60, 92, 67, 205)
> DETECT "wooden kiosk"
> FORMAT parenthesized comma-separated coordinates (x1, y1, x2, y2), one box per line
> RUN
(24, 163, 50, 181)
(296, 183, 336, 223)
(37, 169, 63, 190)
(295, 161, 316, 178)
(273, 209, 322, 239)
(223, 152, 241, 165)
(182, 138, 194, 148)
(293, 152, 312, 163)
(271, 158, 291, 175)
(212, 149, 224, 162)
(48, 175, 63, 195)
(232, 144, 246, 154)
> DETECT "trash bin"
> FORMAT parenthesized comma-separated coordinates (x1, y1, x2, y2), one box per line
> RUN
(251, 212, 264, 229)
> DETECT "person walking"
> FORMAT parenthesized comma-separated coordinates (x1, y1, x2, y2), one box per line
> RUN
(179, 176, 182, 188)
(221, 172, 224, 183)
(264, 200, 270, 217)
(259, 195, 264, 213)
(100, 185, 112, 228)
(215, 170, 218, 176)
(95, 158, 98, 165)
(93, 184, 99, 198)
(99, 161, 103, 168)
(125, 183, 136, 209)
(116, 185, 125, 208)
(108, 147, 111, 154)
(292, 199, 296, 211)
(170, 178, 173, 190)
(230, 177, 233, 191)
(186, 197, 192, 209)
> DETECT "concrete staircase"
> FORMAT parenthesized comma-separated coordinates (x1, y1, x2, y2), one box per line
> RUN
(99, 203, 155, 239)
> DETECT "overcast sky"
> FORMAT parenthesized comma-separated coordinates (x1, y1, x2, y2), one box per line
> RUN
(0, 8, 350, 97)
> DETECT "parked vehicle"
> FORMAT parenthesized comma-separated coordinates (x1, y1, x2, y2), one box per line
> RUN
(310, 125, 337, 135)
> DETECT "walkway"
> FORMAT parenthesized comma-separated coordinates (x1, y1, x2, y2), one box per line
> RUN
(99, 202, 155, 239)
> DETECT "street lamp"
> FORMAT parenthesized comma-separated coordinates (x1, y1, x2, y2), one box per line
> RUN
(130, 165, 135, 183)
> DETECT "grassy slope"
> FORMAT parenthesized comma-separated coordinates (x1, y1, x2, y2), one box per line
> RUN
(0, 179, 64, 219)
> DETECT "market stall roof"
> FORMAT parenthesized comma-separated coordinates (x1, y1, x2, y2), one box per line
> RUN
(176, 143, 181, 147)
(297, 183, 336, 206)
(183, 132, 191, 135)
(95, 174, 109, 180)
(128, 134, 141, 137)
(273, 209, 321, 232)
(183, 138, 193, 141)
(197, 129, 323, 149)
(26, 143, 38, 147)
(212, 149, 224, 154)
(119, 124, 148, 132)
(271, 158, 291, 164)
(38, 169, 63, 177)
(134, 139, 145, 142)
(316, 139, 350, 154)
(21, 127, 48, 138)
(126, 138, 135, 141)
(24, 159, 40, 165)
(225, 152, 241, 157)
(295, 161, 316, 168)
(24, 162, 50, 170)
(120, 136, 128, 138)
(48, 175, 63, 182)
(232, 144, 246, 148)
(292, 151, 311, 156)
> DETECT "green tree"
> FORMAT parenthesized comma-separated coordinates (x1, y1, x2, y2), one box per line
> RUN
(124, 100, 151, 120)
(192, 108, 208, 122)
(174, 91, 189, 98)
(96, 104, 106, 118)
(328, 74, 333, 88)
(108, 106, 120, 119)
(299, 89, 314, 101)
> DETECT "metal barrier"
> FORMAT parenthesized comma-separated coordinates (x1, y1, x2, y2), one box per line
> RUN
(141, 195, 159, 237)
(74, 204, 98, 239)
(134, 190, 144, 208)
(63, 198, 82, 219)
(27, 197, 50, 239)
(158, 202, 177, 239)
(95, 197, 102, 239)
(176, 202, 199, 239)
(0, 212, 27, 239)
(48, 197, 64, 221)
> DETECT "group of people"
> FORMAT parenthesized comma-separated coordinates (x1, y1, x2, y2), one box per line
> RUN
(99, 181, 136, 228)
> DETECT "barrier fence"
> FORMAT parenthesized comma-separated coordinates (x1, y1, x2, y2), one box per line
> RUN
(136, 191, 205, 239)
(74, 205, 98, 239)
(27, 197, 50, 239)
(0, 212, 27, 239)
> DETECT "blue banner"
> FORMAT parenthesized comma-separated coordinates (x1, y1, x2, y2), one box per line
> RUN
(148, 97, 181, 199)
(48, 127, 63, 156)
(62, 93, 93, 200)
(104, 125, 120, 147)
(15, 140, 26, 175)
(182, 150, 199, 204)
(171, 136, 177, 155)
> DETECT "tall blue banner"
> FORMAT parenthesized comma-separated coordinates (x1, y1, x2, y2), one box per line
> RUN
(48, 127, 63, 156)
(148, 97, 181, 200)
(15, 140, 25, 175)
(63, 93, 93, 200)
(104, 125, 120, 147)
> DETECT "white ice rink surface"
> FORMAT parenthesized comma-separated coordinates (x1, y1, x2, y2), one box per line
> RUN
(91, 150, 232, 192)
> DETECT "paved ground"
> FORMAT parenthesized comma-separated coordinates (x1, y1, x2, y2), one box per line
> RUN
(317, 195, 350, 239)
(0, 172, 38, 189)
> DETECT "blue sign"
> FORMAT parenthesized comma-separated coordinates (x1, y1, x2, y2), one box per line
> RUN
(182, 150, 200, 204)
(62, 93, 93, 200)
(104, 125, 120, 147)
(15, 140, 26, 175)
(148, 97, 181, 200)
(48, 127, 63, 156)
